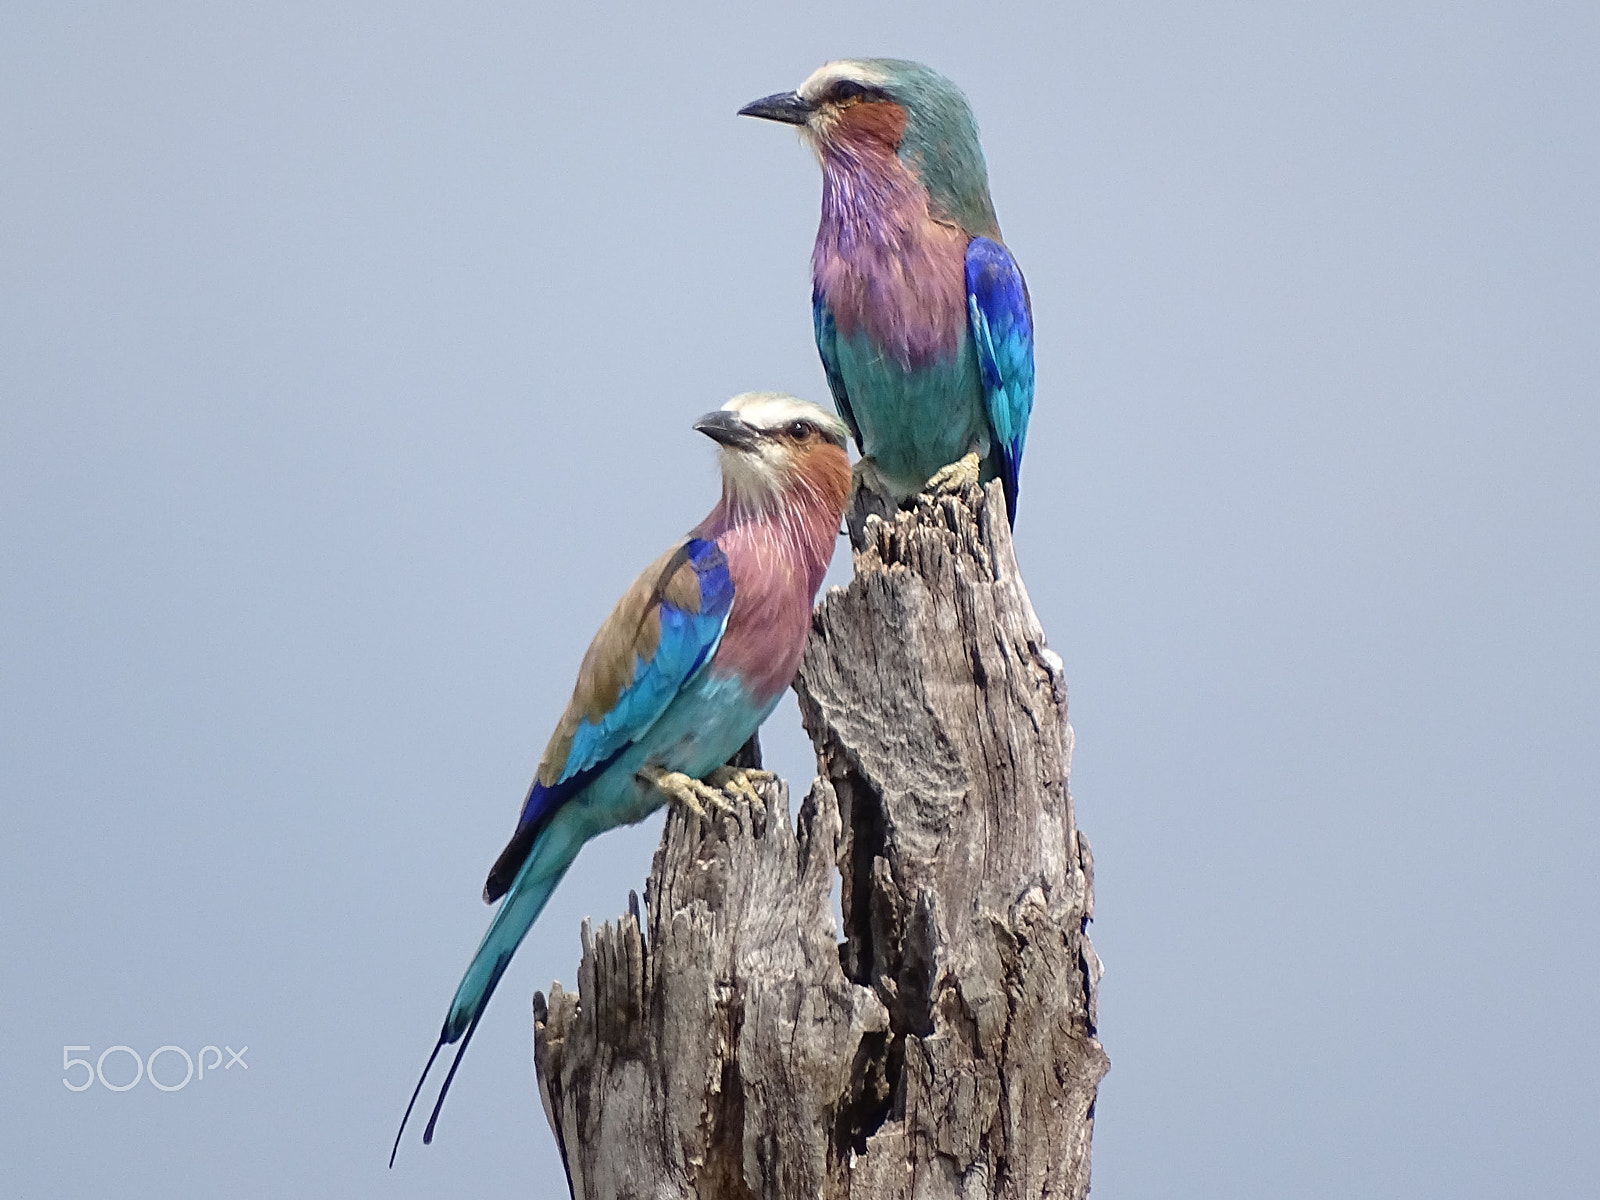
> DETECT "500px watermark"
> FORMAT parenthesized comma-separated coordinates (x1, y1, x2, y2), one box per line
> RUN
(62, 1045, 248, 1092)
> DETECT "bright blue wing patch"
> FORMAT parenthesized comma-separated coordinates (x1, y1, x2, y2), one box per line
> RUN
(965, 237, 1035, 523)
(813, 287, 863, 453)
(514, 539, 732, 836)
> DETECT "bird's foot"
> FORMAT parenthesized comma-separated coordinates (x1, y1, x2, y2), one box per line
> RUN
(850, 455, 886, 493)
(846, 457, 901, 549)
(705, 766, 776, 807)
(924, 451, 982, 497)
(639, 766, 733, 820)
(849, 458, 898, 517)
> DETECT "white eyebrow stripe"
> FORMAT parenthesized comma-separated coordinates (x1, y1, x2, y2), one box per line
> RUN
(721, 391, 850, 444)
(797, 60, 890, 103)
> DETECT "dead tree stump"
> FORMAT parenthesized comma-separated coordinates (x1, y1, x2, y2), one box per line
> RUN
(534, 480, 1107, 1199)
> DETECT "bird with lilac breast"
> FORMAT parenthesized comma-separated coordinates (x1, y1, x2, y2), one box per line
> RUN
(390, 393, 852, 1164)
(740, 59, 1035, 525)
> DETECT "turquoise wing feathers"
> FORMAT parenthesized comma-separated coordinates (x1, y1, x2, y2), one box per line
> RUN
(812, 288, 863, 452)
(965, 236, 1034, 523)
(483, 537, 733, 904)
(561, 559, 731, 781)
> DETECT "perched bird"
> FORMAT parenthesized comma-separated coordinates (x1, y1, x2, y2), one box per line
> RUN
(391, 394, 851, 1164)
(740, 59, 1035, 524)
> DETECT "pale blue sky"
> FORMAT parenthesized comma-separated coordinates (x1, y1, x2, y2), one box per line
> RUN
(3, 3, 1597, 1197)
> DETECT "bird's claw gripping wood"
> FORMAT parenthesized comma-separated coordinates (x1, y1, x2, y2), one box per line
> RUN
(850, 456, 890, 496)
(925, 450, 983, 497)
(844, 456, 903, 547)
(705, 766, 777, 807)
(641, 765, 736, 820)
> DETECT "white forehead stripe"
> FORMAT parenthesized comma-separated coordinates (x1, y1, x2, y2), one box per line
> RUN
(722, 391, 850, 443)
(798, 59, 890, 103)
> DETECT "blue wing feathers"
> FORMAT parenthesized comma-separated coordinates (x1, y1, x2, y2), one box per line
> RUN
(476, 538, 732, 992)
(547, 538, 732, 797)
(485, 538, 732, 903)
(965, 237, 1034, 523)
(684, 537, 734, 619)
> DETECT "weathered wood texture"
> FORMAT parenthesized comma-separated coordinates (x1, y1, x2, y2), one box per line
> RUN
(534, 480, 1107, 1199)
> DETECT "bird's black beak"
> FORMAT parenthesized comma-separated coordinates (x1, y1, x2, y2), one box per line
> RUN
(738, 91, 814, 126)
(694, 409, 761, 451)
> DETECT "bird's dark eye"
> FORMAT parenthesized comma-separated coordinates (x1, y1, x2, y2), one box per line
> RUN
(831, 80, 872, 103)
(785, 420, 812, 439)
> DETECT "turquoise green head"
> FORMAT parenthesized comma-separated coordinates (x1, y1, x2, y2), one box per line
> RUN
(740, 58, 1001, 237)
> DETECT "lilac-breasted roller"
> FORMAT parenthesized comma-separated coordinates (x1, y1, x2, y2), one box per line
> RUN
(390, 394, 851, 1163)
(740, 59, 1035, 524)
